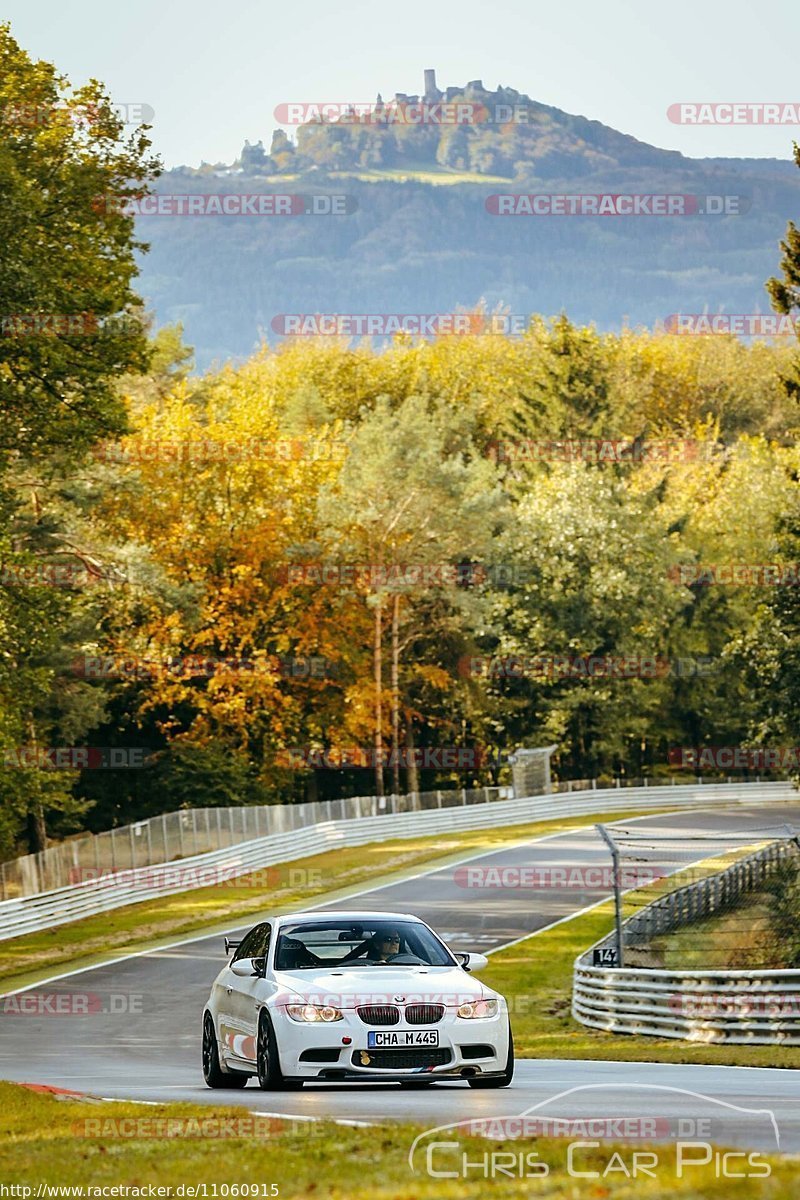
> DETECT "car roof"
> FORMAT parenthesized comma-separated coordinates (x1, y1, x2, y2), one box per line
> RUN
(276, 910, 418, 925)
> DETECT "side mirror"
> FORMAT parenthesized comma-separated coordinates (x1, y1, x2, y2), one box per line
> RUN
(455, 952, 489, 972)
(230, 957, 262, 977)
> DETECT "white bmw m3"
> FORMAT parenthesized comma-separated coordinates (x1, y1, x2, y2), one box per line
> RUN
(202, 910, 514, 1089)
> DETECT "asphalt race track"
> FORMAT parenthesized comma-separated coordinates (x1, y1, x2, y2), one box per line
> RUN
(1, 804, 798, 1152)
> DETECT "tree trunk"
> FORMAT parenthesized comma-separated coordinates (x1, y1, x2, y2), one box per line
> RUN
(373, 598, 384, 797)
(27, 807, 47, 854)
(405, 711, 419, 795)
(391, 593, 401, 797)
(26, 716, 47, 852)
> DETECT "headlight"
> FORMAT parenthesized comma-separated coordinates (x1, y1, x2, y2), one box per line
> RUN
(285, 1003, 343, 1023)
(457, 998, 499, 1020)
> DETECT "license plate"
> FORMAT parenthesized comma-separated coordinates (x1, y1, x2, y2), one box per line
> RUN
(367, 1030, 439, 1048)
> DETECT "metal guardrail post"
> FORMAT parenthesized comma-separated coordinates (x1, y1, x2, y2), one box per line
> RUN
(596, 823, 624, 968)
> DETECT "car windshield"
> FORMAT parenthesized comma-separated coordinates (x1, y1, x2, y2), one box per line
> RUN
(274, 919, 455, 970)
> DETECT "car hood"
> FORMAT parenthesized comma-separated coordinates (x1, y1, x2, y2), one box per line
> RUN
(273, 964, 492, 1008)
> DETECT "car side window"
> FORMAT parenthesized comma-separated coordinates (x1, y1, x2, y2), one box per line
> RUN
(232, 922, 270, 963)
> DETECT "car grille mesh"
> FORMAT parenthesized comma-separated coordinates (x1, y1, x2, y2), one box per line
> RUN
(356, 1005, 399, 1025)
(405, 1003, 445, 1024)
(356, 1003, 445, 1025)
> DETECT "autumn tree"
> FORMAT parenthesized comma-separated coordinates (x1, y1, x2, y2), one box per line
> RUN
(0, 25, 158, 851)
(317, 393, 505, 796)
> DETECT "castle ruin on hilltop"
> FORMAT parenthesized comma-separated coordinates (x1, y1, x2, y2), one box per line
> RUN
(385, 69, 489, 107)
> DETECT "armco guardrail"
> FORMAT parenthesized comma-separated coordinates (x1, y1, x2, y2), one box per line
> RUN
(1, 786, 509, 899)
(574, 963, 800, 1045)
(0, 780, 794, 943)
(1, 773, 783, 900)
(573, 839, 800, 1045)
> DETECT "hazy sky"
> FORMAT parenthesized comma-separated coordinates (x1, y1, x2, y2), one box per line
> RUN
(7, 1, 800, 168)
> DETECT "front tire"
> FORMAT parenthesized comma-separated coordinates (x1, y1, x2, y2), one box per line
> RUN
(467, 1026, 514, 1089)
(202, 1013, 248, 1089)
(256, 1011, 303, 1090)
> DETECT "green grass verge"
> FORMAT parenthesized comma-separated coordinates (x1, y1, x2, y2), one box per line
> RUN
(0, 808, 671, 992)
(0, 1082, 793, 1197)
(655, 892, 774, 970)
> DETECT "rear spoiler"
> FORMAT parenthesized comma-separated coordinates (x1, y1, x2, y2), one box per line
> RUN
(224, 937, 241, 956)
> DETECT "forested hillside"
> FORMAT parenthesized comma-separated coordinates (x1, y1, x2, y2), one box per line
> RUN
(133, 74, 800, 367)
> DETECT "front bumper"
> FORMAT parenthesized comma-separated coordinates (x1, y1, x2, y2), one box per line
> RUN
(272, 1005, 508, 1081)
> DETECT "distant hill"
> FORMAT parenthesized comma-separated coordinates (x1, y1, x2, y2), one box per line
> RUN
(135, 73, 800, 368)
(235, 74, 687, 181)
